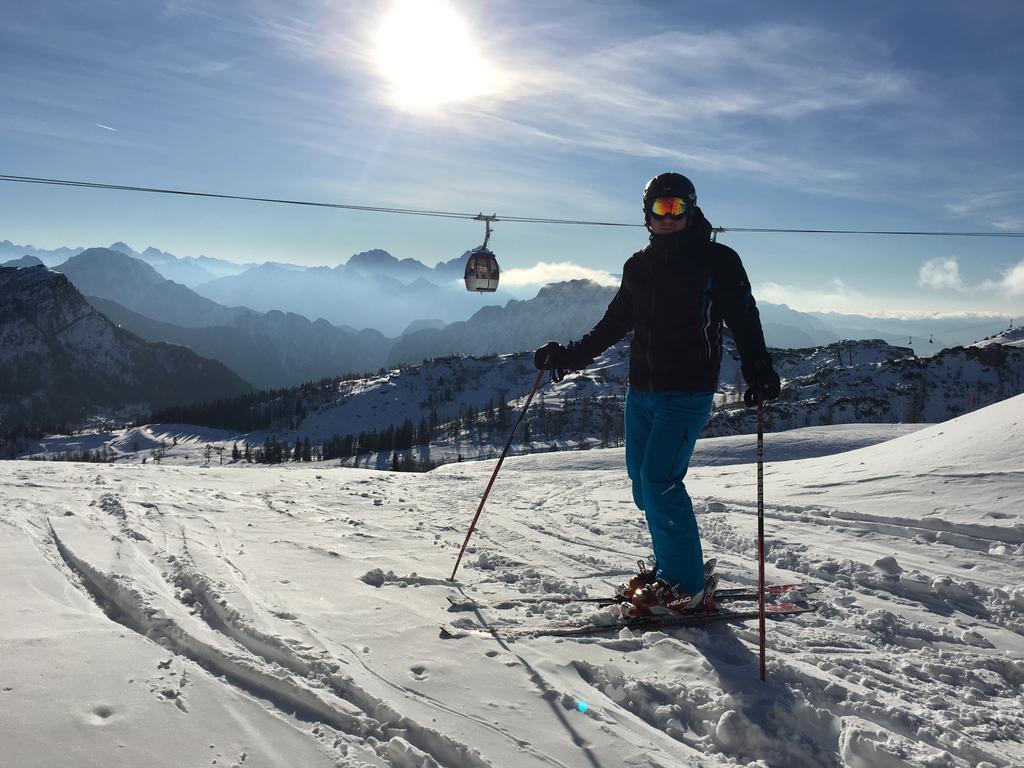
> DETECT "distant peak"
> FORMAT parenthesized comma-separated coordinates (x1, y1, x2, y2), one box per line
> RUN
(109, 241, 137, 255)
(77, 246, 138, 261)
(2, 254, 44, 268)
(347, 249, 396, 266)
(536, 279, 604, 296)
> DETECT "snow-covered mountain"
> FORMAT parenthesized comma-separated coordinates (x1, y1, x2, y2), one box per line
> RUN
(362, 337, 1024, 462)
(973, 325, 1024, 349)
(0, 266, 250, 430)
(808, 310, 1015, 352)
(53, 335, 1019, 471)
(10, 247, 1024, 448)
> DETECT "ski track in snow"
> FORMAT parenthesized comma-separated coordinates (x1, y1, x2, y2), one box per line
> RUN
(41, 489, 499, 768)
(3, 397, 1024, 767)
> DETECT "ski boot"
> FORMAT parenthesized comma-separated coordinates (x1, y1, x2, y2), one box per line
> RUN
(615, 560, 658, 601)
(626, 572, 719, 618)
(616, 559, 717, 602)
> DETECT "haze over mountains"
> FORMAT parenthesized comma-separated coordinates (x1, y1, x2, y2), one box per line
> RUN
(54, 248, 389, 388)
(4, 237, 1012, 354)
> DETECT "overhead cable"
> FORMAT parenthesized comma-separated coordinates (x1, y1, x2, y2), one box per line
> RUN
(3, 174, 1023, 238)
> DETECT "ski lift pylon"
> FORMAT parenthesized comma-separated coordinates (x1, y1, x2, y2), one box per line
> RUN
(465, 214, 500, 293)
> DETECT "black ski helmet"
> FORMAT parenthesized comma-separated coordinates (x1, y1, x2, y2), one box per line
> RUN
(643, 172, 696, 221)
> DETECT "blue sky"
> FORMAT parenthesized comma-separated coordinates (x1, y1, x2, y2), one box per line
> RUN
(2, 0, 1022, 317)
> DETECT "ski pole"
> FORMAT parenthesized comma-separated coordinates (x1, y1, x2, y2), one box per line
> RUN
(757, 394, 767, 683)
(449, 369, 545, 582)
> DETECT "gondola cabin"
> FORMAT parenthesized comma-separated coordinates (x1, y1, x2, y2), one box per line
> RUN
(464, 248, 500, 292)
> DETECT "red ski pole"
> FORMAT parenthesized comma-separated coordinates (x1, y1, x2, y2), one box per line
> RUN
(757, 394, 767, 683)
(449, 369, 545, 582)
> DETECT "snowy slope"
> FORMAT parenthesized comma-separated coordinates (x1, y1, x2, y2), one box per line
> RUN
(974, 326, 1024, 349)
(16, 333, 1024, 468)
(2, 395, 1022, 767)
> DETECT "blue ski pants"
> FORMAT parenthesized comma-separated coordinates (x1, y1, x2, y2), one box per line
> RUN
(625, 388, 714, 594)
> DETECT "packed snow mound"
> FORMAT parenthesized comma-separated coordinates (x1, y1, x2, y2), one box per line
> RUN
(681, 392, 1024, 556)
(796, 391, 1022, 475)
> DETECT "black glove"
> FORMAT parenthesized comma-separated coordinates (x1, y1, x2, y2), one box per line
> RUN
(743, 357, 781, 407)
(533, 341, 574, 383)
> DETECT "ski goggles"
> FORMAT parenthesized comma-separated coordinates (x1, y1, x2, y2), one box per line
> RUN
(648, 196, 690, 219)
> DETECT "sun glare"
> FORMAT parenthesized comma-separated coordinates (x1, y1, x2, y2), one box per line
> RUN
(374, 0, 494, 111)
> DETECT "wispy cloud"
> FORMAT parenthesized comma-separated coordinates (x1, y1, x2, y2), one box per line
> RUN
(246, 8, 916, 187)
(236, 3, 1015, 219)
(440, 25, 916, 187)
(943, 184, 1024, 231)
(512, 26, 910, 122)
(991, 217, 1024, 231)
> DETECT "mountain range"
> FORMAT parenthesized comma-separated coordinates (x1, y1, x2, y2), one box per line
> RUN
(0, 266, 250, 430)
(54, 248, 390, 388)
(4, 237, 1011, 352)
(3, 239, 1018, 419)
(191, 250, 495, 335)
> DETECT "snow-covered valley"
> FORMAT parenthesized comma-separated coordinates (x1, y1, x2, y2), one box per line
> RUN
(2, 394, 1022, 767)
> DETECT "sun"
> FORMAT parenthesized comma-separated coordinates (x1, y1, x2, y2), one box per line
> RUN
(374, 0, 494, 111)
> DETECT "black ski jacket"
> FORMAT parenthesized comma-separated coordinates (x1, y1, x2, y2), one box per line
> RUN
(565, 207, 770, 392)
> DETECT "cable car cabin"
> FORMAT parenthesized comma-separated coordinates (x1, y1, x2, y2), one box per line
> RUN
(464, 248, 500, 292)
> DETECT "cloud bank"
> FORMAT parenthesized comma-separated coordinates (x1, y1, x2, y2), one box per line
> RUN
(919, 258, 965, 290)
(499, 261, 619, 288)
(921, 257, 1024, 298)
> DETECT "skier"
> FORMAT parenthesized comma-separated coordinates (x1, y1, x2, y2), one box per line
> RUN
(534, 172, 780, 616)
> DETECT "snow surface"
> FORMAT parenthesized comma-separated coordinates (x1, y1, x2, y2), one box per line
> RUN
(974, 326, 1024, 349)
(2, 396, 1023, 767)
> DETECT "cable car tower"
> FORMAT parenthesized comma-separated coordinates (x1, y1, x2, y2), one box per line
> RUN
(464, 214, 500, 293)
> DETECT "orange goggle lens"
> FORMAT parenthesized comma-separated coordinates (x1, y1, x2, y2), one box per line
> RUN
(649, 196, 689, 218)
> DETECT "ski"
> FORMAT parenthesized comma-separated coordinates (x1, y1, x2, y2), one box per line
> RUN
(440, 602, 815, 640)
(446, 582, 816, 611)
